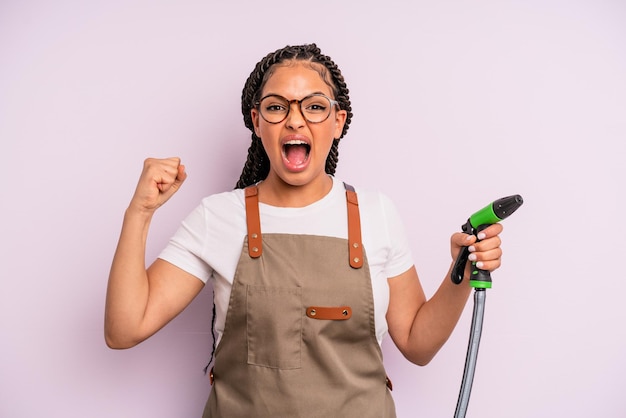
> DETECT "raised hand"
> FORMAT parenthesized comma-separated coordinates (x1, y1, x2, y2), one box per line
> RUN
(129, 157, 187, 213)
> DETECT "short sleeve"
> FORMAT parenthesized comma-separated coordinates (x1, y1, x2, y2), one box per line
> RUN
(158, 204, 213, 283)
(379, 193, 414, 279)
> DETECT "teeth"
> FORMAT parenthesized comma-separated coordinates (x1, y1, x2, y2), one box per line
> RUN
(284, 139, 308, 146)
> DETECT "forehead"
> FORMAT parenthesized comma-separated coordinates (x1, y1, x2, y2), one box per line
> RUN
(261, 62, 334, 97)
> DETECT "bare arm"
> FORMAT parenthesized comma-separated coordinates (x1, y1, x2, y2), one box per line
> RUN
(386, 224, 503, 365)
(104, 158, 204, 349)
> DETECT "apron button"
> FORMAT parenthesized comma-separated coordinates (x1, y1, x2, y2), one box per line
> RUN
(310, 309, 316, 316)
(342, 309, 348, 316)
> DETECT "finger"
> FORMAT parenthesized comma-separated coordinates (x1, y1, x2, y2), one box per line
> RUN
(155, 172, 180, 193)
(469, 247, 502, 263)
(137, 158, 181, 199)
(152, 158, 181, 180)
(450, 232, 476, 261)
(145, 156, 181, 171)
(476, 223, 503, 240)
(145, 158, 181, 186)
(161, 157, 183, 175)
(161, 164, 187, 194)
(468, 249, 502, 272)
(176, 164, 188, 183)
(157, 162, 187, 198)
(452, 232, 476, 248)
(470, 235, 502, 252)
(473, 257, 502, 272)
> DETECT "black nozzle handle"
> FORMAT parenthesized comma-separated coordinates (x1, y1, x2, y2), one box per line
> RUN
(451, 224, 492, 288)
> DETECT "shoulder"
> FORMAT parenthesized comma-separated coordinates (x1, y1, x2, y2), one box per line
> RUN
(198, 188, 246, 217)
(201, 188, 245, 208)
(180, 188, 246, 232)
(350, 183, 399, 216)
(349, 183, 407, 240)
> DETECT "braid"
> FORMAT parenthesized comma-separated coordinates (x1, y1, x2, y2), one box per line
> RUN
(313, 53, 352, 141)
(235, 134, 269, 189)
(325, 138, 340, 175)
(236, 44, 352, 188)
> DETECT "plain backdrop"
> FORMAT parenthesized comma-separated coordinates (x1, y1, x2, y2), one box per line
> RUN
(1, 0, 625, 417)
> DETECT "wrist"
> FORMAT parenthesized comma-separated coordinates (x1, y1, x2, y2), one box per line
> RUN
(125, 200, 157, 219)
(123, 205, 155, 235)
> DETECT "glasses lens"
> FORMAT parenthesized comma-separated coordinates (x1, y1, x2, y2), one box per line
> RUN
(301, 95, 332, 123)
(259, 96, 290, 124)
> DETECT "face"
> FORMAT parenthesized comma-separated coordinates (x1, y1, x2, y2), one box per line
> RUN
(251, 62, 347, 192)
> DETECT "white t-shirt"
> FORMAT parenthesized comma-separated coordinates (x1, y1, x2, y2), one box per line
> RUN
(159, 177, 414, 345)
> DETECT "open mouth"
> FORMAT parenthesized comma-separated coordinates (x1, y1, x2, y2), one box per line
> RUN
(282, 139, 311, 167)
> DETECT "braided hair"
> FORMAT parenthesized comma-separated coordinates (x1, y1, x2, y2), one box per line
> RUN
(235, 44, 353, 189)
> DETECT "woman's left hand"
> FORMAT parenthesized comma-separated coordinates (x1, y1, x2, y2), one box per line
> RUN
(450, 223, 503, 272)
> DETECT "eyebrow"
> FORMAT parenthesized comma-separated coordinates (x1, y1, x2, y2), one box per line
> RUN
(262, 91, 329, 100)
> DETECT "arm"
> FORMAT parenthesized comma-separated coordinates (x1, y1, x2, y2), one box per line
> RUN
(386, 224, 503, 365)
(104, 158, 204, 349)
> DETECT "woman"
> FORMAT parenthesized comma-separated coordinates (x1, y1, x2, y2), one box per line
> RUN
(105, 44, 503, 417)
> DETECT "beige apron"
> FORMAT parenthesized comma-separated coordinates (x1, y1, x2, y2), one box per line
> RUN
(203, 184, 396, 418)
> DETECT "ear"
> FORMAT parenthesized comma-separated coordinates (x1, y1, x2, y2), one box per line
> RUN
(333, 109, 348, 140)
(251, 108, 261, 137)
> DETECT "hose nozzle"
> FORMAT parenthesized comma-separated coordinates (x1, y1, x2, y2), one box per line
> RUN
(452, 194, 524, 287)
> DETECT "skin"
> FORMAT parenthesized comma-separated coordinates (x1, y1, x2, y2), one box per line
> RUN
(104, 61, 504, 368)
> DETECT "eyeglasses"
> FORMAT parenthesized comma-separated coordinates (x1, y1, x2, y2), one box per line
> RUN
(255, 93, 339, 124)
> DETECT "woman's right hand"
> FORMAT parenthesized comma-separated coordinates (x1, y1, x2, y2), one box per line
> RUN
(129, 157, 187, 213)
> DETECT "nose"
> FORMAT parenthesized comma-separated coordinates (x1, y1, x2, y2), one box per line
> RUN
(285, 101, 306, 129)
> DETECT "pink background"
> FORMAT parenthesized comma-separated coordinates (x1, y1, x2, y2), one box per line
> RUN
(2, 1, 625, 416)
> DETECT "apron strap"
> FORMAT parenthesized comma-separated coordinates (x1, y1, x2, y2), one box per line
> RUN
(243, 182, 364, 269)
(344, 183, 364, 269)
(244, 186, 262, 258)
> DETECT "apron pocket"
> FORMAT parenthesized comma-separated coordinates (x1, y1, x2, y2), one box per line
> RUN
(246, 285, 302, 369)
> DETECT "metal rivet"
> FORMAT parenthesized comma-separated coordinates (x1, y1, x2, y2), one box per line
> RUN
(353, 257, 360, 264)
(252, 247, 259, 253)
(251, 233, 258, 239)
(342, 309, 348, 316)
(310, 309, 316, 316)
(352, 242, 359, 248)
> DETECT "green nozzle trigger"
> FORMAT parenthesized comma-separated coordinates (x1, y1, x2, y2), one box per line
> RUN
(451, 195, 523, 288)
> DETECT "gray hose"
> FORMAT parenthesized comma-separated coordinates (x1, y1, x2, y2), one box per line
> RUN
(454, 289, 486, 418)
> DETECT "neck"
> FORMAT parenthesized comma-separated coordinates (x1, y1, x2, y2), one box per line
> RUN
(257, 174, 333, 207)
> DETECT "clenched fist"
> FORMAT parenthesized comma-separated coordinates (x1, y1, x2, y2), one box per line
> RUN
(129, 157, 187, 213)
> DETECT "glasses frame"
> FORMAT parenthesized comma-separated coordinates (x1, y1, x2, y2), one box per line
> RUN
(255, 93, 339, 124)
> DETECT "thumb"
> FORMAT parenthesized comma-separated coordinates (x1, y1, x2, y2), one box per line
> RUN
(450, 232, 476, 260)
